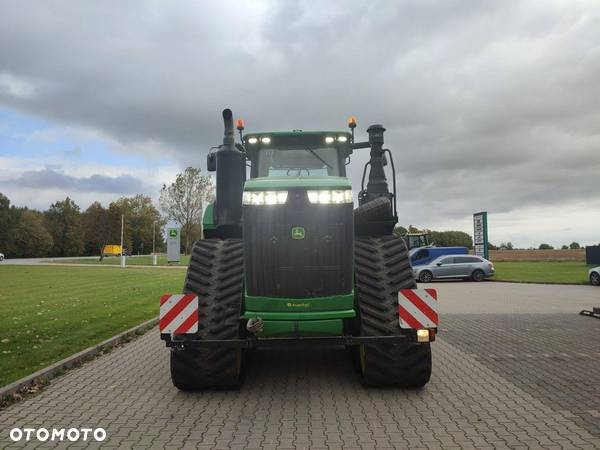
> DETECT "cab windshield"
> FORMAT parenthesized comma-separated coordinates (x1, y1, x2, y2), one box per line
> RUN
(257, 147, 341, 177)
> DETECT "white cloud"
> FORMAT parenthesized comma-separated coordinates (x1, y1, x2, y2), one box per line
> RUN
(0, 155, 183, 210)
(0, 0, 598, 246)
(0, 72, 36, 99)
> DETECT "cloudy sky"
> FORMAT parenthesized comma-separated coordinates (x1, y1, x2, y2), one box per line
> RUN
(1, 0, 599, 248)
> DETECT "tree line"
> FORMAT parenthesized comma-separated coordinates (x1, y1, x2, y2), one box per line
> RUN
(488, 242, 589, 250)
(0, 193, 164, 258)
(0, 167, 214, 259)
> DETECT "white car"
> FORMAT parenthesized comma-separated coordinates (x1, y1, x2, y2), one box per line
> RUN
(0, 253, 4, 262)
(590, 267, 600, 286)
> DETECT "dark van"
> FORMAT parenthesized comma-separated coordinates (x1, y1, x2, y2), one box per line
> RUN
(409, 246, 469, 267)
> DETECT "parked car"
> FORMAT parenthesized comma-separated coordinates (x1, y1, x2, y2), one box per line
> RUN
(413, 254, 495, 282)
(0, 252, 4, 262)
(409, 246, 468, 267)
(590, 267, 600, 286)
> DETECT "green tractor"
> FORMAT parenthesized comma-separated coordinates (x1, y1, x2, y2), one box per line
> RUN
(402, 232, 432, 251)
(160, 109, 438, 389)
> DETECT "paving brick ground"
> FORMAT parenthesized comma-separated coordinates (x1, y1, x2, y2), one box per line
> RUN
(441, 314, 600, 438)
(1, 282, 599, 449)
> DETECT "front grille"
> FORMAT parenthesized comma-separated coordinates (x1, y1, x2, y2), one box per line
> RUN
(244, 189, 353, 298)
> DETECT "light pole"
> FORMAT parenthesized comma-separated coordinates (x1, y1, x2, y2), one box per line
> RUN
(120, 214, 125, 268)
(152, 220, 157, 266)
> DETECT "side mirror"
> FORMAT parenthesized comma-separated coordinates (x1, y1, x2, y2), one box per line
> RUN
(436, 262, 442, 266)
(207, 153, 216, 172)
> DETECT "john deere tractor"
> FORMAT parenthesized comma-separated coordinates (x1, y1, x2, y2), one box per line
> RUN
(160, 109, 437, 389)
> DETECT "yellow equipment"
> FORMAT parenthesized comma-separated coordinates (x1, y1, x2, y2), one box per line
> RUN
(102, 245, 123, 256)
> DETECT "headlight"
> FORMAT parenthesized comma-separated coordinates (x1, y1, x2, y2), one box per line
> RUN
(243, 190, 288, 205)
(324, 136, 335, 144)
(261, 136, 271, 144)
(307, 189, 353, 204)
(247, 137, 258, 144)
(337, 135, 348, 142)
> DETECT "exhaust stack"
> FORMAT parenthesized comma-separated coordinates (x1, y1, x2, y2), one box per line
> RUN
(215, 108, 245, 227)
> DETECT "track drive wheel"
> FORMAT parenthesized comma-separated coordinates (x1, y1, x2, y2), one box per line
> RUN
(355, 235, 432, 387)
(170, 238, 244, 390)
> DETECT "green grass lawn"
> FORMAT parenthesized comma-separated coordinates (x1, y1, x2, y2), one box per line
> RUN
(492, 261, 592, 284)
(0, 265, 185, 387)
(48, 254, 191, 266)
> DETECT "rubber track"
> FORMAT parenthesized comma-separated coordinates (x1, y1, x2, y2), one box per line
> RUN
(170, 238, 244, 390)
(355, 235, 432, 387)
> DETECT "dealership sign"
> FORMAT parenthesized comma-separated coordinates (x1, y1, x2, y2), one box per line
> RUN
(473, 211, 489, 259)
(166, 223, 181, 263)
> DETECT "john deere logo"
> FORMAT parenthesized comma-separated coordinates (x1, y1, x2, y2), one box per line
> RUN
(169, 229, 178, 238)
(291, 226, 305, 240)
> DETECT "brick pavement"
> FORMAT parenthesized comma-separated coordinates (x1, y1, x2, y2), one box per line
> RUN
(441, 314, 600, 438)
(1, 331, 599, 449)
(0, 282, 599, 449)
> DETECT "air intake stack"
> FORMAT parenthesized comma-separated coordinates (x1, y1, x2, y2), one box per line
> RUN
(354, 123, 398, 236)
(358, 124, 394, 214)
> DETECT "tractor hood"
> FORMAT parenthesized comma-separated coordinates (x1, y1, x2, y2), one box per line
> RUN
(244, 176, 351, 191)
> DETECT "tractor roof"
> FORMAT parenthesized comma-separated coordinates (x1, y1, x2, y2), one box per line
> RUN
(244, 130, 351, 136)
(243, 130, 353, 160)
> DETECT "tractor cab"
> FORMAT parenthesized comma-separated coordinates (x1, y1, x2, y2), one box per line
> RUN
(403, 232, 432, 251)
(243, 131, 352, 179)
(240, 131, 355, 300)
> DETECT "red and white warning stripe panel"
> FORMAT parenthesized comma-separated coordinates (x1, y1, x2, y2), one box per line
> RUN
(398, 289, 438, 329)
(159, 294, 198, 334)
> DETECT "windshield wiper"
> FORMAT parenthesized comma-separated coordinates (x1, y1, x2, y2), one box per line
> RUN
(305, 148, 332, 169)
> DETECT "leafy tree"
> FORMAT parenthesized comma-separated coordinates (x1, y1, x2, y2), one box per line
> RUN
(83, 202, 115, 259)
(13, 210, 53, 257)
(429, 230, 473, 249)
(185, 223, 203, 250)
(110, 195, 163, 255)
(393, 225, 408, 237)
(159, 167, 213, 254)
(500, 242, 514, 250)
(44, 197, 84, 257)
(569, 242, 580, 249)
(0, 193, 13, 255)
(539, 243, 554, 250)
(0, 194, 32, 258)
(561, 244, 569, 250)
(488, 242, 498, 250)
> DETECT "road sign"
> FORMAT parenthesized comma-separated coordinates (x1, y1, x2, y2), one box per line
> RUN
(166, 225, 181, 262)
(473, 212, 488, 259)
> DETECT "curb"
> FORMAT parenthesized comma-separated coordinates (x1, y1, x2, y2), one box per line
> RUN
(0, 317, 158, 399)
